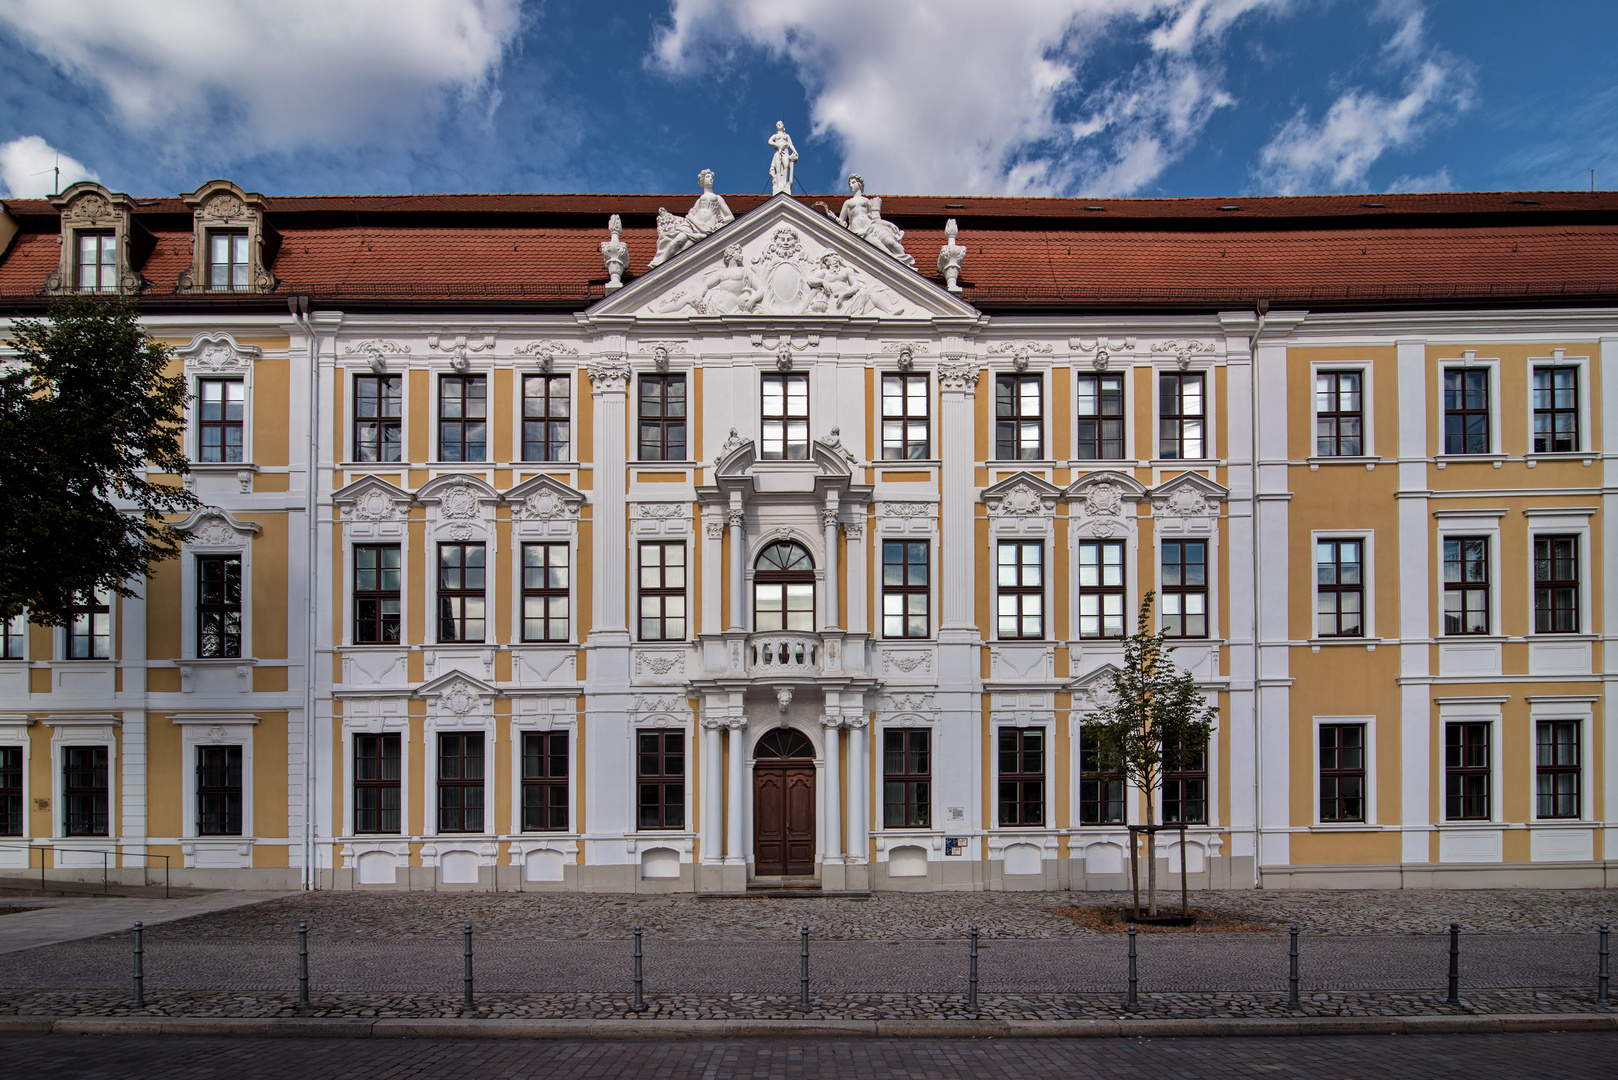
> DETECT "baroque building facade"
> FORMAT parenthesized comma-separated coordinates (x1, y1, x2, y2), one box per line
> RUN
(1, 174, 1615, 891)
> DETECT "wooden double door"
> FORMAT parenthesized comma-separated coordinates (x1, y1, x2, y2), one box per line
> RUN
(752, 728, 816, 876)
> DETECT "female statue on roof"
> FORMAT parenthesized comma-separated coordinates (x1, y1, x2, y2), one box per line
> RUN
(648, 169, 735, 267)
(836, 174, 915, 267)
(768, 121, 798, 196)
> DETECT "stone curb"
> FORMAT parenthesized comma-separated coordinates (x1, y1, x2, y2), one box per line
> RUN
(1, 1013, 1614, 1040)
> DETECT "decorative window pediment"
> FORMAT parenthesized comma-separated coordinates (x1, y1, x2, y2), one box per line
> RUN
(46, 182, 150, 294)
(334, 475, 413, 539)
(178, 180, 278, 293)
(175, 507, 261, 549)
(982, 472, 1061, 536)
(507, 474, 584, 539)
(1149, 472, 1228, 534)
(178, 332, 262, 374)
(417, 671, 499, 720)
(1066, 470, 1146, 540)
(417, 475, 499, 541)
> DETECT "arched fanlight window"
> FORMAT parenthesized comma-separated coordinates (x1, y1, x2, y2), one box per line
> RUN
(754, 728, 814, 759)
(754, 541, 814, 632)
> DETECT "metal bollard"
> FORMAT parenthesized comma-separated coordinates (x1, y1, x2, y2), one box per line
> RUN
(968, 925, 980, 1016)
(799, 925, 811, 1012)
(1289, 925, 1300, 1008)
(632, 925, 647, 1013)
(298, 922, 310, 1008)
(1447, 923, 1460, 1006)
(132, 921, 145, 1008)
(462, 923, 475, 1012)
(1127, 925, 1138, 1010)
(1599, 924, 1610, 1005)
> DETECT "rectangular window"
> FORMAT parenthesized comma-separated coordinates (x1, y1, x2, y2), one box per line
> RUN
(2, 613, 24, 659)
(1535, 721, 1580, 819)
(1318, 724, 1366, 823)
(1444, 722, 1490, 820)
(0, 746, 21, 836)
(521, 543, 570, 642)
(437, 733, 485, 833)
(522, 374, 571, 462)
(196, 554, 242, 658)
(1315, 371, 1363, 456)
(881, 540, 929, 638)
(881, 373, 929, 459)
(882, 729, 931, 828)
(1315, 539, 1364, 638)
(1442, 368, 1490, 454)
(353, 545, 401, 645)
(353, 733, 401, 834)
(521, 732, 569, 832)
(638, 374, 686, 461)
(761, 373, 810, 460)
(437, 542, 486, 644)
(1532, 366, 1578, 453)
(994, 374, 1043, 460)
(66, 590, 110, 660)
(1533, 535, 1578, 634)
(995, 541, 1044, 640)
(437, 374, 487, 462)
(208, 231, 249, 291)
(637, 542, 687, 641)
(197, 378, 245, 463)
(1162, 738, 1208, 825)
(353, 374, 402, 463)
(636, 730, 684, 830)
(76, 232, 116, 292)
(1161, 540, 1208, 638)
(196, 745, 243, 836)
(1442, 537, 1489, 635)
(62, 746, 109, 836)
(1078, 733, 1124, 825)
(996, 728, 1044, 826)
(1077, 540, 1125, 639)
(1158, 372, 1206, 459)
(1075, 372, 1125, 459)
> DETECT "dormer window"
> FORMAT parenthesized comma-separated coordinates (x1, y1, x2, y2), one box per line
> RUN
(209, 231, 250, 291)
(76, 232, 117, 292)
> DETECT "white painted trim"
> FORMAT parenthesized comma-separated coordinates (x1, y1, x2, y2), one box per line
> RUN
(1526, 698, 1594, 824)
(1523, 349, 1592, 456)
(1311, 715, 1377, 826)
(1309, 529, 1376, 641)
(1307, 358, 1376, 459)
(1436, 698, 1504, 825)
(169, 714, 259, 842)
(1433, 352, 1502, 458)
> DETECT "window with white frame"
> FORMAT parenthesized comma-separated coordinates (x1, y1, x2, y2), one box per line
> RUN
(521, 543, 570, 642)
(208, 231, 250, 291)
(522, 374, 571, 462)
(521, 732, 569, 831)
(1531, 365, 1578, 453)
(353, 544, 402, 645)
(1532, 535, 1578, 633)
(1161, 540, 1208, 638)
(637, 542, 687, 641)
(881, 540, 929, 638)
(1442, 367, 1490, 454)
(353, 733, 401, 834)
(995, 374, 1043, 460)
(196, 554, 242, 658)
(437, 542, 486, 643)
(437, 733, 485, 833)
(996, 727, 1044, 826)
(1444, 721, 1490, 820)
(62, 746, 110, 836)
(1158, 371, 1205, 459)
(1318, 723, 1366, 823)
(1075, 372, 1125, 460)
(881, 373, 929, 459)
(1315, 539, 1364, 637)
(1315, 370, 1364, 456)
(354, 374, 403, 463)
(0, 745, 22, 836)
(197, 378, 245, 463)
(195, 746, 243, 835)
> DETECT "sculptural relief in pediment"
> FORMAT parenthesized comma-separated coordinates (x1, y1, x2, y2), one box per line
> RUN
(652, 225, 909, 318)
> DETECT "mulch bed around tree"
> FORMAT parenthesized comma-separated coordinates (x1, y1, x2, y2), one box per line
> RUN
(1050, 905, 1274, 933)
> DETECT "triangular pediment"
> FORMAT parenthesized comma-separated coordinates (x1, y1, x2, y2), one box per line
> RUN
(505, 473, 585, 521)
(332, 475, 413, 522)
(981, 472, 1063, 517)
(586, 194, 979, 322)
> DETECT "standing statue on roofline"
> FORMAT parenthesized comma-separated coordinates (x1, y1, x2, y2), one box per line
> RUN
(768, 121, 798, 196)
(648, 169, 735, 268)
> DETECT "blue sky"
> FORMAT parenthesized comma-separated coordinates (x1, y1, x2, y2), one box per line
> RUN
(0, 0, 1613, 201)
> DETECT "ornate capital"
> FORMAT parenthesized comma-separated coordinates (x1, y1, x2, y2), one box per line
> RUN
(821, 508, 840, 530)
(937, 359, 980, 391)
(585, 357, 632, 394)
(842, 714, 869, 730)
(727, 509, 745, 530)
(842, 517, 865, 540)
(704, 518, 727, 540)
(818, 713, 844, 729)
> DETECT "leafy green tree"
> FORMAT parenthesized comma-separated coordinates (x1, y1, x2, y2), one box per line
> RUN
(1082, 592, 1219, 917)
(0, 295, 197, 626)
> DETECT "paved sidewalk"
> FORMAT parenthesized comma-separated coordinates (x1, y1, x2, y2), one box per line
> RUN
(0, 892, 292, 955)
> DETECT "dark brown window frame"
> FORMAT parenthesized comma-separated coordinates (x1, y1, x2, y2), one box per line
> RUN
(437, 374, 487, 462)
(0, 745, 23, 837)
(1076, 539, 1125, 640)
(881, 539, 930, 639)
(637, 541, 687, 642)
(760, 372, 810, 460)
(1535, 720, 1580, 820)
(195, 744, 243, 836)
(75, 230, 116, 292)
(1161, 539, 1209, 639)
(637, 374, 687, 461)
(1075, 371, 1125, 460)
(521, 542, 570, 643)
(882, 728, 931, 828)
(353, 733, 401, 834)
(1318, 723, 1366, 823)
(1442, 536, 1490, 636)
(437, 732, 485, 833)
(994, 374, 1043, 460)
(62, 745, 109, 837)
(437, 542, 487, 644)
(997, 727, 1045, 826)
(522, 373, 571, 462)
(1158, 371, 1206, 459)
(353, 544, 401, 645)
(636, 729, 685, 830)
(1316, 538, 1364, 638)
(995, 540, 1045, 641)
(753, 541, 815, 633)
(1444, 721, 1491, 821)
(1314, 370, 1364, 456)
(66, 590, 110, 660)
(1162, 736, 1209, 825)
(1442, 367, 1490, 454)
(1531, 365, 1579, 454)
(522, 731, 569, 832)
(1078, 733, 1124, 825)
(196, 553, 242, 659)
(881, 373, 930, 459)
(207, 229, 250, 291)
(197, 377, 245, 463)
(1533, 534, 1578, 634)
(2, 613, 23, 660)
(353, 373, 402, 463)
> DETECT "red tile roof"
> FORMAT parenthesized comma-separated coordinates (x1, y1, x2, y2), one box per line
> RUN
(4, 189, 1617, 311)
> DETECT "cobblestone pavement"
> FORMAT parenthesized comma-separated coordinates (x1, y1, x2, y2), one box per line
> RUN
(4, 1031, 1617, 1079)
(138, 887, 1618, 941)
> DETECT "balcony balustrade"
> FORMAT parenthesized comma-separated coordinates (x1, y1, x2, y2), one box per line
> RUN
(745, 631, 822, 676)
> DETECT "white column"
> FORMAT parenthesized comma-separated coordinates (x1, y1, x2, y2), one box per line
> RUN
(587, 358, 631, 638)
(820, 715, 842, 862)
(1396, 337, 1432, 865)
(728, 503, 745, 631)
(725, 721, 745, 863)
(822, 502, 840, 629)
(845, 716, 868, 862)
(845, 515, 868, 635)
(937, 361, 980, 637)
(701, 719, 723, 863)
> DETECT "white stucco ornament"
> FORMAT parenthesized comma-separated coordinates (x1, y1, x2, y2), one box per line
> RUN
(837, 175, 915, 268)
(767, 121, 798, 195)
(441, 680, 480, 717)
(647, 169, 734, 267)
(600, 214, 628, 289)
(938, 218, 965, 292)
(1084, 482, 1123, 517)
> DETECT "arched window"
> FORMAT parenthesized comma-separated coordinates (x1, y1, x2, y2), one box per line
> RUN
(754, 728, 814, 759)
(754, 541, 814, 632)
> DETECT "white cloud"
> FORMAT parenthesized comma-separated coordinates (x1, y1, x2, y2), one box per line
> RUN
(0, 136, 98, 198)
(652, 0, 1287, 196)
(1387, 166, 1454, 193)
(0, 0, 522, 151)
(1253, 2, 1473, 194)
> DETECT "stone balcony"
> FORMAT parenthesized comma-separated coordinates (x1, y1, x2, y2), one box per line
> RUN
(746, 631, 822, 676)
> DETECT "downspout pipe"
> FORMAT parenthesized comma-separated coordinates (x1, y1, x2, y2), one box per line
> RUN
(289, 295, 318, 890)
(1249, 297, 1269, 889)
